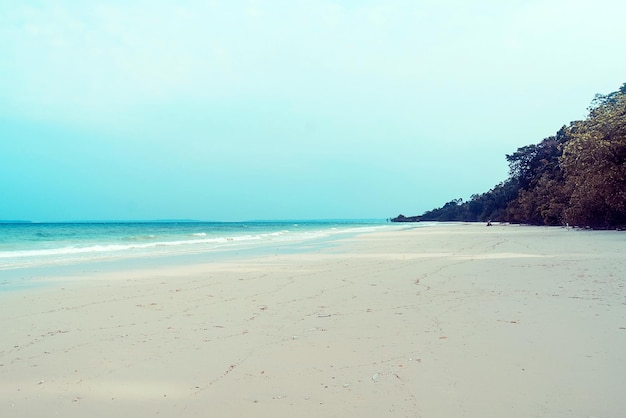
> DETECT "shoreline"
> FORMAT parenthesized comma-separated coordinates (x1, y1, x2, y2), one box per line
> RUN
(1, 223, 625, 417)
(0, 222, 400, 290)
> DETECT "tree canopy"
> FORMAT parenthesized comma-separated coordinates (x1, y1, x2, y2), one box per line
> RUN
(414, 83, 626, 229)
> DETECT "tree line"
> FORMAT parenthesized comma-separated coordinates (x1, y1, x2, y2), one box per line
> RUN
(413, 83, 626, 229)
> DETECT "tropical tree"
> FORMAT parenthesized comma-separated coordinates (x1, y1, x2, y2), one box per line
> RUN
(560, 84, 626, 227)
(414, 83, 626, 229)
(505, 128, 570, 224)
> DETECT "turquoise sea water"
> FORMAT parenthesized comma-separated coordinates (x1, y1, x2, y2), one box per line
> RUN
(0, 220, 390, 288)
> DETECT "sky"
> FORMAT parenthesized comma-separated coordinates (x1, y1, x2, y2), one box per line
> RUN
(1, 0, 625, 222)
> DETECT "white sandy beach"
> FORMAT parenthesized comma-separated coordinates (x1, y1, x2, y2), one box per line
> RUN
(1, 223, 625, 417)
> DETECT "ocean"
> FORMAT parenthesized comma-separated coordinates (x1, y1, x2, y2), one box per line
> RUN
(0, 220, 391, 288)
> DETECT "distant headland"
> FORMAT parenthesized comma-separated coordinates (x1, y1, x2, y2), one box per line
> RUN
(390, 214, 421, 223)
(393, 83, 626, 230)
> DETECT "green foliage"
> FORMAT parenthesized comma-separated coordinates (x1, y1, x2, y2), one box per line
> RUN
(416, 82, 626, 229)
(560, 85, 626, 227)
(420, 198, 467, 222)
(420, 180, 518, 222)
(505, 127, 569, 190)
(504, 129, 570, 225)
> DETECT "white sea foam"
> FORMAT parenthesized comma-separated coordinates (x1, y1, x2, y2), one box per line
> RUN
(0, 236, 235, 259)
(0, 221, 391, 273)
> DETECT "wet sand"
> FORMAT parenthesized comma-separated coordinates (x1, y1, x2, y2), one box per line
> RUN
(2, 223, 625, 417)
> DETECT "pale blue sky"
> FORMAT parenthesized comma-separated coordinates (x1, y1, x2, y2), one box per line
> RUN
(1, 0, 625, 221)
